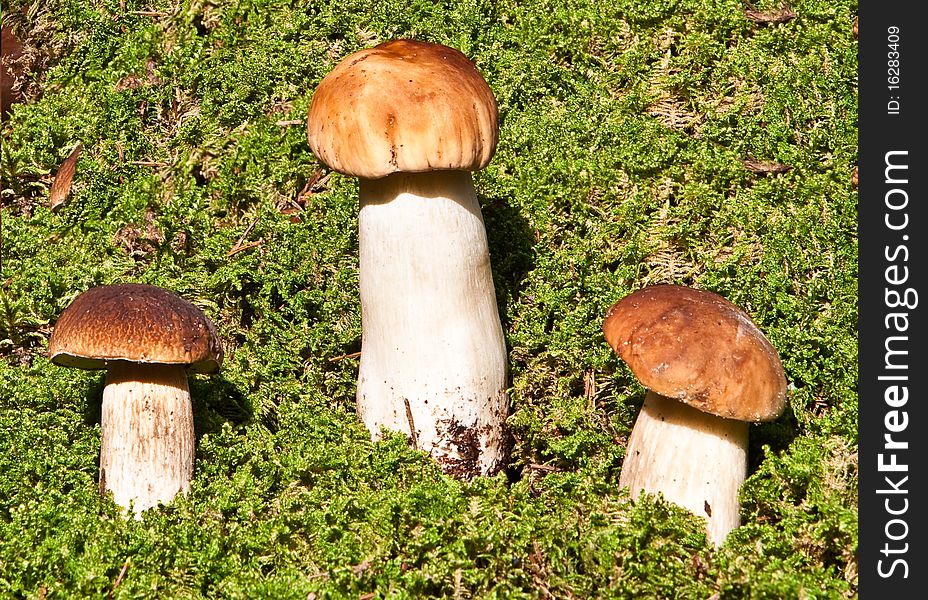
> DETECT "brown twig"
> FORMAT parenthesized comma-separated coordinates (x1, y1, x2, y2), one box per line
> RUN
(295, 170, 332, 208)
(311, 172, 332, 192)
(225, 216, 261, 257)
(328, 351, 361, 362)
(404, 397, 418, 450)
(225, 239, 263, 257)
(233, 216, 260, 247)
(108, 558, 130, 599)
(129, 160, 168, 167)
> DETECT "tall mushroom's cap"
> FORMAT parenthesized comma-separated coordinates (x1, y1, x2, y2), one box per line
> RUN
(307, 39, 499, 179)
(602, 284, 787, 422)
(48, 284, 223, 374)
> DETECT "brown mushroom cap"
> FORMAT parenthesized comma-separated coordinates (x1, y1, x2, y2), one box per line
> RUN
(306, 39, 499, 179)
(602, 284, 787, 422)
(48, 284, 223, 374)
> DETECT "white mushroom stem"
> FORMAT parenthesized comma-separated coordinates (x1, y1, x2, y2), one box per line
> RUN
(100, 361, 195, 518)
(356, 170, 508, 477)
(618, 391, 748, 546)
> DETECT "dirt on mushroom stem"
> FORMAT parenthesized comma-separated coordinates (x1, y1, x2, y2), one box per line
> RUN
(354, 171, 509, 477)
(432, 391, 512, 479)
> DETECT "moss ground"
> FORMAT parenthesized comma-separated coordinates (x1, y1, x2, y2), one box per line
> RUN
(1, 0, 858, 598)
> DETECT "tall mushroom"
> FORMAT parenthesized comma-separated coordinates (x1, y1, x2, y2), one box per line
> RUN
(307, 39, 508, 477)
(602, 284, 787, 545)
(47, 283, 223, 517)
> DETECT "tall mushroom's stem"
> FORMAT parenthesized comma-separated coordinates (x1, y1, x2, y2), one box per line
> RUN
(618, 391, 749, 546)
(100, 361, 195, 517)
(356, 170, 508, 478)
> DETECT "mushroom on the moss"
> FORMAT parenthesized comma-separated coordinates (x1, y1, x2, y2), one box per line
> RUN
(306, 39, 508, 478)
(602, 284, 787, 545)
(48, 284, 223, 517)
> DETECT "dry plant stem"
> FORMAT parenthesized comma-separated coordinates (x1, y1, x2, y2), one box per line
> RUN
(100, 361, 195, 517)
(619, 391, 748, 546)
(356, 170, 508, 476)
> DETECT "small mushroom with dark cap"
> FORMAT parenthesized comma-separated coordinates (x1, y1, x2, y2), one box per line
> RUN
(602, 284, 787, 545)
(307, 39, 508, 478)
(47, 284, 223, 517)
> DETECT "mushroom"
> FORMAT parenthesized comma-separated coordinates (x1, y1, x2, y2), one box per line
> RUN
(47, 283, 223, 517)
(602, 284, 787, 545)
(306, 39, 508, 477)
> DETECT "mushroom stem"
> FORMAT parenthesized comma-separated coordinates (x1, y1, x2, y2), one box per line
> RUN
(356, 170, 508, 477)
(100, 361, 195, 517)
(618, 391, 748, 546)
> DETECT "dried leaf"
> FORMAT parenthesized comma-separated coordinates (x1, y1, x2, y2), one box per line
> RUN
(114, 74, 145, 92)
(1, 26, 25, 118)
(49, 143, 82, 210)
(292, 170, 331, 209)
(740, 157, 792, 175)
(114, 58, 162, 91)
(742, 3, 797, 25)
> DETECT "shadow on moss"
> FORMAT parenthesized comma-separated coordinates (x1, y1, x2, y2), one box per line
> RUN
(79, 371, 256, 438)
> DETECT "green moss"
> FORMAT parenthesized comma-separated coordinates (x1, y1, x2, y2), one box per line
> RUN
(1, 0, 857, 597)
